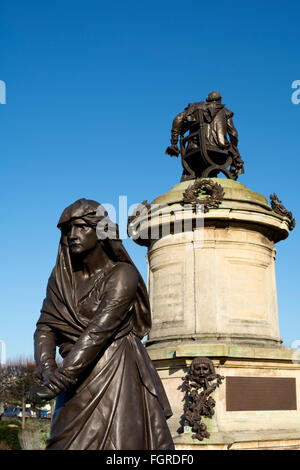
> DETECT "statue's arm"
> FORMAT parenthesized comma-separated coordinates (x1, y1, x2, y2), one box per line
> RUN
(227, 116, 238, 147)
(171, 112, 185, 143)
(226, 112, 244, 177)
(165, 112, 185, 156)
(28, 324, 73, 404)
(44, 263, 138, 392)
(34, 323, 58, 381)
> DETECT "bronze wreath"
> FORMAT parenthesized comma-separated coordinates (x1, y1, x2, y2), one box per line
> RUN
(270, 193, 295, 231)
(182, 178, 225, 213)
(127, 200, 150, 226)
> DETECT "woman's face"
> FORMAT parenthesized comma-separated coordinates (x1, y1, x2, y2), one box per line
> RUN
(65, 218, 98, 255)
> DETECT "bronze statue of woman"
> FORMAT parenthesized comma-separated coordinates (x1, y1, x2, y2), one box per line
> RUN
(27, 198, 174, 450)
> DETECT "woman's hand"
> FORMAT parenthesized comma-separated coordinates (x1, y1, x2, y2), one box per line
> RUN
(42, 367, 56, 382)
(26, 385, 56, 404)
(44, 368, 77, 395)
(27, 368, 77, 404)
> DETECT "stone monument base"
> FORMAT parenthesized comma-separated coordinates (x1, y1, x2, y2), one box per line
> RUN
(130, 177, 298, 450)
(148, 344, 300, 450)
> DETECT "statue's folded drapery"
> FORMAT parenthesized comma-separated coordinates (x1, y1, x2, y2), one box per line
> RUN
(34, 199, 174, 450)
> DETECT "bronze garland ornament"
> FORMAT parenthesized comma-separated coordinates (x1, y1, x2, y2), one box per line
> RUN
(182, 178, 225, 213)
(270, 193, 295, 231)
(127, 200, 150, 227)
(180, 357, 224, 442)
(127, 200, 151, 246)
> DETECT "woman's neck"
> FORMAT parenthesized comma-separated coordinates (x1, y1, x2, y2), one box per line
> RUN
(78, 243, 114, 277)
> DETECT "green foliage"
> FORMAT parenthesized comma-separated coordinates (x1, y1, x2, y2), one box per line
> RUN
(38, 424, 50, 448)
(18, 419, 51, 450)
(0, 420, 21, 450)
(0, 419, 51, 450)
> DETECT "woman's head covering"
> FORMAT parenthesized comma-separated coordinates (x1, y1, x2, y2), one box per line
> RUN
(57, 198, 112, 231)
(38, 199, 151, 341)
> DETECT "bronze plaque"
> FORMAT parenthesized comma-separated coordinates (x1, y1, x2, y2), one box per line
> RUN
(226, 377, 297, 411)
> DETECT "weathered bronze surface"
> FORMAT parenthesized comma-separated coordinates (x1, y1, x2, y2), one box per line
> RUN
(127, 199, 150, 226)
(165, 91, 244, 181)
(226, 377, 297, 411)
(270, 193, 296, 230)
(180, 357, 224, 441)
(27, 199, 174, 450)
(182, 178, 225, 212)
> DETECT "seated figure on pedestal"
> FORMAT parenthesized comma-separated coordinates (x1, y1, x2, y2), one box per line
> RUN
(165, 91, 245, 181)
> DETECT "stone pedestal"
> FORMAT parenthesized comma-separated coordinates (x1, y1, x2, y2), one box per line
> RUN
(129, 178, 300, 450)
(149, 344, 300, 450)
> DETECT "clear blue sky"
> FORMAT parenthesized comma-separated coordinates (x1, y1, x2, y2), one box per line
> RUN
(1, 0, 300, 361)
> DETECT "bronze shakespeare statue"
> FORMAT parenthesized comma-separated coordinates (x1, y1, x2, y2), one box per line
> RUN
(27, 198, 174, 450)
(165, 91, 245, 181)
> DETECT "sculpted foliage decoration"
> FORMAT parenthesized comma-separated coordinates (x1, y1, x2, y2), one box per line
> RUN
(127, 200, 151, 226)
(182, 178, 225, 213)
(180, 357, 224, 441)
(270, 193, 295, 231)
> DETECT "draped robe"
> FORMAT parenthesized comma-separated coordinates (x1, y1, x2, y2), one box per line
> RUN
(34, 199, 174, 450)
